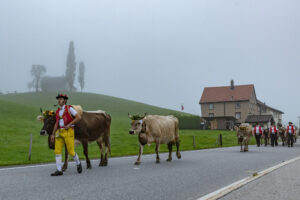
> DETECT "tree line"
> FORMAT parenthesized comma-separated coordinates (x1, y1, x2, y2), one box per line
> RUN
(28, 41, 85, 92)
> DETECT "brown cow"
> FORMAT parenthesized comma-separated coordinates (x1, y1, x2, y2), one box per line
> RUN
(235, 123, 253, 152)
(38, 109, 111, 170)
(278, 123, 287, 146)
(128, 114, 181, 165)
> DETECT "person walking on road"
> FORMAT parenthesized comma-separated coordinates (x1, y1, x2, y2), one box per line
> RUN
(50, 94, 83, 176)
(287, 122, 295, 147)
(269, 123, 278, 147)
(253, 123, 263, 147)
(263, 128, 269, 146)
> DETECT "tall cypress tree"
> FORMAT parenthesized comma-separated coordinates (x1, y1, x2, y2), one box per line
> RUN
(78, 62, 85, 92)
(65, 41, 76, 91)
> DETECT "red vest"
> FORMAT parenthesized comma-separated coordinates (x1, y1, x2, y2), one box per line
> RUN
(287, 125, 295, 134)
(254, 126, 262, 134)
(56, 105, 74, 128)
(269, 126, 277, 134)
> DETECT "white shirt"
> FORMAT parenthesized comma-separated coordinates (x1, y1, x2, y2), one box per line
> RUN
(59, 105, 77, 128)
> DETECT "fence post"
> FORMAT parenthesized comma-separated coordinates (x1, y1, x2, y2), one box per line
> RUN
(219, 134, 223, 147)
(193, 135, 196, 149)
(28, 133, 32, 161)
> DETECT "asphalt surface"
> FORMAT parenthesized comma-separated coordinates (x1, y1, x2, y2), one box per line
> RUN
(221, 153, 300, 200)
(1, 144, 300, 200)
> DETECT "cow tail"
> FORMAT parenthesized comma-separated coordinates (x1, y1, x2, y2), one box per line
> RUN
(106, 113, 112, 156)
(175, 118, 180, 144)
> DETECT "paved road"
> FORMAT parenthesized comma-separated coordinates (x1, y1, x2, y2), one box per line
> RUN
(221, 154, 300, 200)
(1, 144, 300, 200)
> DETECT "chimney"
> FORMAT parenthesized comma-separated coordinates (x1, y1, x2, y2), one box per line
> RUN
(230, 80, 234, 90)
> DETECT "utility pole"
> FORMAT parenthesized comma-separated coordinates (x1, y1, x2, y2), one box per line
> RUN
(298, 116, 300, 129)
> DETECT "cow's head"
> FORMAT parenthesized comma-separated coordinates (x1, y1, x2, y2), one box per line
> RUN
(37, 108, 56, 149)
(128, 113, 146, 135)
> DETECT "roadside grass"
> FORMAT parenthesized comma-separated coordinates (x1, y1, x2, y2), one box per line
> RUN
(0, 92, 250, 166)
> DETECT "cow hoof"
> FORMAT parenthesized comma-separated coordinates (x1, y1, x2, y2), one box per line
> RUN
(244, 150, 248, 152)
(156, 160, 160, 164)
(176, 152, 182, 159)
(166, 158, 172, 162)
(103, 162, 108, 166)
(62, 166, 68, 172)
(134, 161, 141, 165)
(99, 162, 104, 167)
(87, 165, 92, 169)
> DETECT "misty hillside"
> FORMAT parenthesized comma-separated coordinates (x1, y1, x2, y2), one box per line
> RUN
(0, 92, 236, 166)
(0, 92, 192, 122)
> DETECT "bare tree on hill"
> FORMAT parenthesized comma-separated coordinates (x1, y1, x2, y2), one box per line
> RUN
(29, 65, 46, 92)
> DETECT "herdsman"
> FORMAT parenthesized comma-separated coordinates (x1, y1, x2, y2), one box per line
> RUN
(253, 123, 263, 147)
(263, 128, 269, 146)
(286, 122, 295, 147)
(269, 123, 278, 147)
(50, 94, 82, 176)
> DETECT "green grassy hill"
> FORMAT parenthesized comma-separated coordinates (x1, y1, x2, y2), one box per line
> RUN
(0, 92, 238, 166)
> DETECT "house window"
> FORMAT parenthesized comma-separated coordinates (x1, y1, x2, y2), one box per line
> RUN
(235, 112, 241, 120)
(235, 102, 241, 109)
(209, 103, 214, 110)
(209, 113, 214, 117)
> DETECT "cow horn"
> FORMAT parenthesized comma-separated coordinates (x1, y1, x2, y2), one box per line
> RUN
(128, 113, 133, 120)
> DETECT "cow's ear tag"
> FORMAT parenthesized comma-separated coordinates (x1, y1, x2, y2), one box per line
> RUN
(139, 120, 143, 124)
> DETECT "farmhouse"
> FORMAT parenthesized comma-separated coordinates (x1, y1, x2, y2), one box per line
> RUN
(199, 80, 283, 130)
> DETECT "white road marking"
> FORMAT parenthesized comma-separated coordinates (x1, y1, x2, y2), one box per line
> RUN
(0, 163, 56, 171)
(0, 146, 245, 172)
(197, 155, 300, 200)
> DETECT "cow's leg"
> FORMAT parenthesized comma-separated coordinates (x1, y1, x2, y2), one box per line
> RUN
(244, 139, 248, 152)
(155, 143, 160, 164)
(103, 139, 109, 166)
(62, 144, 69, 171)
(82, 140, 92, 169)
(96, 140, 105, 166)
(166, 143, 172, 162)
(240, 142, 243, 152)
(135, 144, 144, 165)
(175, 140, 181, 159)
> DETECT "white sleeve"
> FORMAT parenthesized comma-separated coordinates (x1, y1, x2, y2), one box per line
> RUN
(69, 107, 78, 117)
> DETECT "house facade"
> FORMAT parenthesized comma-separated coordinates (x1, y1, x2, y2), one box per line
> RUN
(199, 81, 283, 130)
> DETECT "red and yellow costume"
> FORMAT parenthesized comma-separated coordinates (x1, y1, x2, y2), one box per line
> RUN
(55, 105, 76, 157)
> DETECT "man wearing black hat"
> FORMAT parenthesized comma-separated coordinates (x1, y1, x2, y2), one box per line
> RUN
(50, 94, 82, 176)
(286, 122, 295, 147)
(269, 122, 278, 147)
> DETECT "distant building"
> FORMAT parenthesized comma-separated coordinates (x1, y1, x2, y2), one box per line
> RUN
(40, 76, 68, 92)
(199, 80, 284, 130)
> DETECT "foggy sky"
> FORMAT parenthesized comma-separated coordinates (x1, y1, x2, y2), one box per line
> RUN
(0, 0, 299, 124)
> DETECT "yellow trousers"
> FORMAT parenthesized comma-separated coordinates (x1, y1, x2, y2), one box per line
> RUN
(55, 128, 76, 157)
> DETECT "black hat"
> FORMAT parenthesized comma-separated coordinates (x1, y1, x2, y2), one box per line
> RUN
(56, 94, 69, 100)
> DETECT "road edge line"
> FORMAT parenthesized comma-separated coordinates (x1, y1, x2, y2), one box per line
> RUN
(197, 155, 300, 200)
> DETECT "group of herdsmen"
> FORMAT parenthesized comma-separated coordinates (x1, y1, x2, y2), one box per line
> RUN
(253, 122, 296, 148)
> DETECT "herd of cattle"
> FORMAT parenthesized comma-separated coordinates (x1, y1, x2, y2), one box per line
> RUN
(38, 107, 181, 171)
(236, 123, 298, 152)
(37, 106, 296, 171)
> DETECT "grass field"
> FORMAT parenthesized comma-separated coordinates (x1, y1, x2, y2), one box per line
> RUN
(0, 92, 249, 166)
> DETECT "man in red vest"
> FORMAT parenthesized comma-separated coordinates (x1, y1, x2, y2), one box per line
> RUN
(269, 122, 278, 147)
(286, 122, 295, 147)
(50, 94, 82, 176)
(253, 123, 263, 147)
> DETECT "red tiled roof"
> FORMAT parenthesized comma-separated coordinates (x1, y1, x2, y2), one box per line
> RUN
(199, 84, 255, 104)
